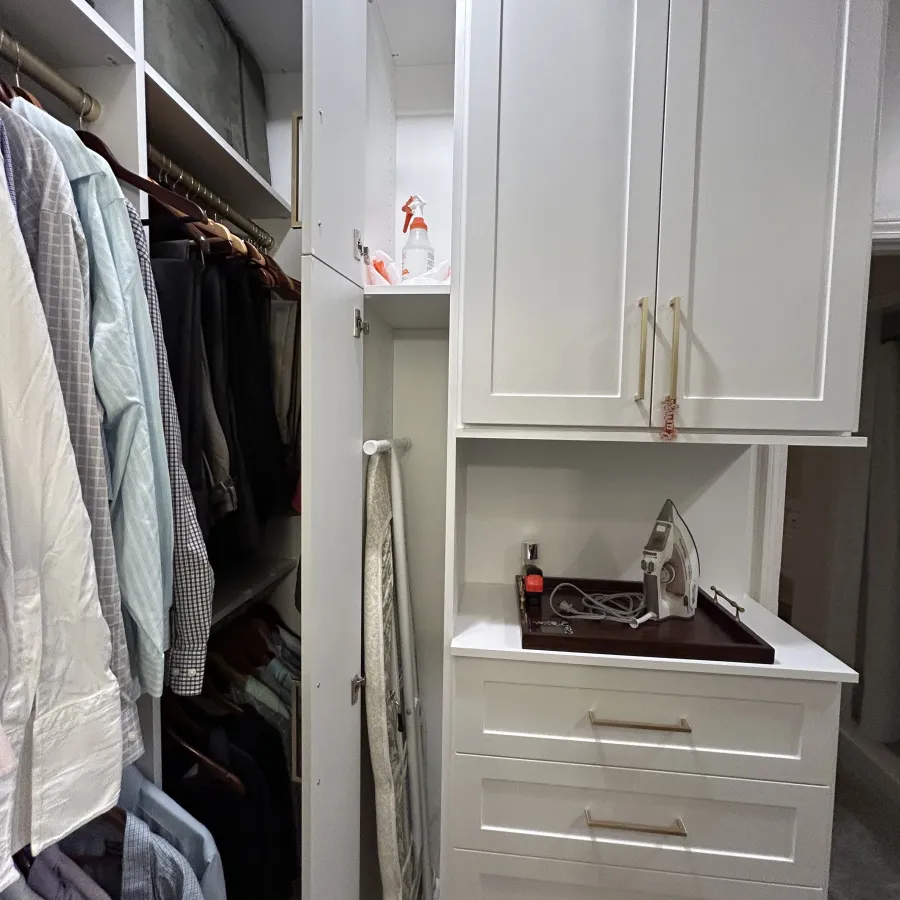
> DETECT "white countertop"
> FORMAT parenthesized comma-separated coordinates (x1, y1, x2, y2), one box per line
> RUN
(451, 582, 858, 683)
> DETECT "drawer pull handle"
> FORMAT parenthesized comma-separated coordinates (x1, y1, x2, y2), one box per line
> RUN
(584, 810, 688, 838)
(634, 296, 649, 402)
(589, 712, 692, 733)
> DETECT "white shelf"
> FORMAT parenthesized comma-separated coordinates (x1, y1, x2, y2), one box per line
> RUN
(211, 556, 298, 630)
(145, 65, 291, 220)
(2, 0, 136, 68)
(455, 426, 867, 447)
(364, 283, 451, 329)
(452, 582, 857, 683)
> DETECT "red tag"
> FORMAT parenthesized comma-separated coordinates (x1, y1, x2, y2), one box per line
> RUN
(660, 396, 679, 441)
(524, 574, 544, 595)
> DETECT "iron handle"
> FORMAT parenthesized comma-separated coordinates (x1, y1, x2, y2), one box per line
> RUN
(669, 297, 682, 400)
(584, 810, 688, 838)
(589, 712, 692, 733)
(634, 297, 649, 401)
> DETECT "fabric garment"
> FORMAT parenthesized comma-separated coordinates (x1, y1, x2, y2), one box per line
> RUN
(219, 707, 297, 888)
(61, 814, 204, 900)
(200, 263, 260, 557)
(0, 876, 42, 900)
(0, 727, 13, 778)
(0, 105, 143, 764)
(126, 208, 214, 696)
(267, 294, 300, 490)
(225, 267, 287, 523)
(364, 453, 419, 900)
(13, 99, 173, 697)
(164, 729, 291, 900)
(0, 119, 16, 214)
(118, 766, 225, 900)
(225, 677, 291, 765)
(198, 343, 236, 522)
(0, 176, 121, 882)
(123, 814, 204, 900)
(28, 846, 113, 900)
(257, 658, 295, 709)
(148, 244, 208, 534)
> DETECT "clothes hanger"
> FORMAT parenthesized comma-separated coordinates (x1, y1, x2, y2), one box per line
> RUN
(77, 131, 209, 223)
(163, 727, 246, 796)
(100, 806, 127, 833)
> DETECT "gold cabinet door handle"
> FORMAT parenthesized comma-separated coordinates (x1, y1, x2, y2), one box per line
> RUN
(634, 297, 649, 401)
(585, 810, 688, 838)
(668, 296, 681, 400)
(589, 712, 692, 733)
(291, 112, 302, 229)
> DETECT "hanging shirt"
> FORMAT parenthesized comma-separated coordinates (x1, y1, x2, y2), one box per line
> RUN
(61, 815, 203, 900)
(124, 205, 214, 696)
(0, 164, 121, 884)
(0, 119, 16, 214)
(12, 99, 174, 698)
(0, 105, 143, 766)
(118, 766, 225, 900)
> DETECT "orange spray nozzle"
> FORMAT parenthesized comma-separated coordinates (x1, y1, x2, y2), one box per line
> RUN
(402, 195, 427, 233)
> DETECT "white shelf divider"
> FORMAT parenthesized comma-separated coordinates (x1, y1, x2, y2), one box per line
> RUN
(364, 283, 451, 329)
(145, 65, 291, 220)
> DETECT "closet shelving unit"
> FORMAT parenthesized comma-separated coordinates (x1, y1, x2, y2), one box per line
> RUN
(210, 556, 298, 630)
(144, 65, 291, 219)
(364, 283, 451, 329)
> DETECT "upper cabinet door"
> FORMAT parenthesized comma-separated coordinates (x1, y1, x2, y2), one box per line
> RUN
(302, 0, 367, 286)
(653, 0, 885, 434)
(459, 0, 668, 427)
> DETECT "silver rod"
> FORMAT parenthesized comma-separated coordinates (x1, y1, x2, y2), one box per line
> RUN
(147, 145, 274, 251)
(0, 27, 101, 122)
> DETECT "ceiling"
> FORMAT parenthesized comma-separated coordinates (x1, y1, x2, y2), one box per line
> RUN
(211, 0, 455, 74)
(375, 0, 456, 67)
(213, 0, 304, 73)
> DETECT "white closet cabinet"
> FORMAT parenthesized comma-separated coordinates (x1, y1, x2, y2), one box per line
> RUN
(652, 0, 883, 434)
(458, 0, 668, 428)
(458, 0, 884, 436)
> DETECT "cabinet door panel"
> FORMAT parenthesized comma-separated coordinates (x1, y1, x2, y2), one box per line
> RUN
(653, 0, 884, 432)
(300, 259, 364, 900)
(459, 0, 668, 427)
(302, 0, 367, 285)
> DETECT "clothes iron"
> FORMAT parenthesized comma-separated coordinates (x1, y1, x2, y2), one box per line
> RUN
(640, 499, 699, 622)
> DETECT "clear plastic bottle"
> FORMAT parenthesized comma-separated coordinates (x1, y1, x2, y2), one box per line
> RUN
(401, 195, 435, 279)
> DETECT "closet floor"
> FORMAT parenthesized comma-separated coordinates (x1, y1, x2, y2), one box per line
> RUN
(830, 779, 900, 899)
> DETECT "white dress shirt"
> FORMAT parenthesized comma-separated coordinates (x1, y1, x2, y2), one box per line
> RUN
(0, 164, 122, 888)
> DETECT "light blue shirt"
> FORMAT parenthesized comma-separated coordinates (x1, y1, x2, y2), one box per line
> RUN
(13, 101, 174, 697)
(119, 766, 226, 900)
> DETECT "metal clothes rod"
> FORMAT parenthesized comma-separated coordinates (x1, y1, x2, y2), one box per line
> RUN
(148, 146, 275, 251)
(363, 438, 412, 456)
(0, 27, 101, 122)
(0, 26, 274, 251)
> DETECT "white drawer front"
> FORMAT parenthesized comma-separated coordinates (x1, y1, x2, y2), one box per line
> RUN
(446, 849, 825, 900)
(454, 658, 839, 784)
(451, 754, 831, 886)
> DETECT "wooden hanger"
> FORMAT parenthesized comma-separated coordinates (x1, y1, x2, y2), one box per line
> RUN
(77, 131, 208, 223)
(101, 806, 127, 832)
(163, 727, 246, 795)
(0, 80, 15, 106)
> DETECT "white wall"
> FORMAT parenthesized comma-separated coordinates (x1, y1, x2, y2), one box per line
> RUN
(391, 331, 449, 861)
(462, 441, 757, 600)
(396, 64, 454, 115)
(395, 117, 454, 266)
(264, 72, 302, 204)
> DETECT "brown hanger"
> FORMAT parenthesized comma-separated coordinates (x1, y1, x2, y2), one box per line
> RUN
(77, 131, 208, 223)
(101, 806, 127, 832)
(0, 80, 15, 107)
(163, 727, 246, 795)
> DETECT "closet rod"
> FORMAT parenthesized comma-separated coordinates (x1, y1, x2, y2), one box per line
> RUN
(363, 438, 412, 456)
(0, 27, 101, 122)
(148, 146, 275, 251)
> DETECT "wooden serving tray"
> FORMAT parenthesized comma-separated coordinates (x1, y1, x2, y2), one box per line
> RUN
(518, 576, 775, 664)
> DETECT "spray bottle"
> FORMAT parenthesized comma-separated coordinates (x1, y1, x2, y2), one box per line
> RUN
(401, 195, 435, 279)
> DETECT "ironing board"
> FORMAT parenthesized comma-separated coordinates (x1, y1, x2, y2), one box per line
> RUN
(364, 454, 421, 900)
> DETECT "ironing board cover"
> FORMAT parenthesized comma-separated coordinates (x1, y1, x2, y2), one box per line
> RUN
(364, 454, 421, 900)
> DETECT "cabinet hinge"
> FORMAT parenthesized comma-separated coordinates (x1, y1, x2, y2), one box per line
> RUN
(354, 228, 364, 261)
(353, 308, 370, 338)
(351, 674, 366, 705)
